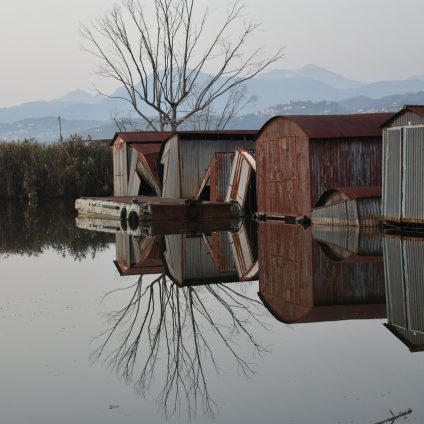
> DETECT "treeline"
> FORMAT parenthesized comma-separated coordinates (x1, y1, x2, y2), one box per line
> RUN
(0, 136, 113, 199)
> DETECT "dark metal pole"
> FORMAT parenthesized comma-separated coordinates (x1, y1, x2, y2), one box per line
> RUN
(58, 116, 63, 142)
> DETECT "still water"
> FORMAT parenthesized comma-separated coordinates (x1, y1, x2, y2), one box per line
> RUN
(1, 201, 423, 424)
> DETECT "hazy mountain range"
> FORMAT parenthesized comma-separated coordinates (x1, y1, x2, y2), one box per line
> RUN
(2, 64, 424, 142)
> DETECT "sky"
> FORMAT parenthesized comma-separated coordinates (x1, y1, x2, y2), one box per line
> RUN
(1, 0, 424, 108)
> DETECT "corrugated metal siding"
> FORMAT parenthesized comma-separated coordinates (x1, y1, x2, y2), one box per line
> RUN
(382, 128, 402, 221)
(211, 152, 233, 202)
(312, 201, 359, 226)
(403, 127, 424, 223)
(161, 136, 181, 198)
(179, 139, 255, 199)
(356, 197, 381, 226)
(310, 137, 382, 208)
(256, 117, 311, 217)
(385, 111, 424, 128)
(113, 144, 128, 196)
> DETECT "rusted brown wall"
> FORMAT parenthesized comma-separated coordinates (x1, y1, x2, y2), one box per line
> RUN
(256, 118, 311, 217)
(309, 137, 382, 208)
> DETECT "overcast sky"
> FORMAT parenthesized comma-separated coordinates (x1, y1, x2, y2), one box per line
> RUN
(1, 0, 423, 108)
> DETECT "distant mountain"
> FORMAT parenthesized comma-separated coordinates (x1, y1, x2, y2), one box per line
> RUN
(2, 64, 424, 141)
(258, 64, 364, 90)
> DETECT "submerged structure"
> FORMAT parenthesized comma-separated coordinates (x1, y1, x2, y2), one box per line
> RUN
(255, 113, 392, 220)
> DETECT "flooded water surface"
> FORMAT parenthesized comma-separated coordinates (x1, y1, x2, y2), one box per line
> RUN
(1, 202, 423, 424)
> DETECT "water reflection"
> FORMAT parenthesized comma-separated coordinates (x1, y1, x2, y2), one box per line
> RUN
(91, 273, 267, 419)
(0, 201, 114, 259)
(75, 213, 424, 419)
(384, 232, 424, 352)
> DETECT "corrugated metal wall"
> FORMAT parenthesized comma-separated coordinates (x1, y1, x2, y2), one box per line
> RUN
(113, 144, 128, 196)
(403, 127, 424, 224)
(256, 118, 311, 217)
(383, 128, 402, 222)
(386, 111, 424, 127)
(161, 136, 181, 198)
(310, 137, 382, 208)
(383, 126, 424, 225)
(179, 139, 255, 199)
(211, 152, 234, 202)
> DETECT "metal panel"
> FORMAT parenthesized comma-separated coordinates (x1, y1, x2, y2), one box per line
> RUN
(179, 138, 255, 199)
(113, 143, 128, 196)
(211, 152, 234, 202)
(403, 127, 424, 224)
(127, 147, 140, 196)
(225, 149, 255, 207)
(310, 137, 382, 208)
(385, 110, 424, 128)
(382, 128, 402, 221)
(161, 136, 181, 198)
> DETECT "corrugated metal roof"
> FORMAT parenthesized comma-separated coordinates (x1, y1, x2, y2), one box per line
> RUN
(113, 131, 173, 144)
(381, 105, 424, 128)
(315, 186, 381, 206)
(259, 113, 393, 139)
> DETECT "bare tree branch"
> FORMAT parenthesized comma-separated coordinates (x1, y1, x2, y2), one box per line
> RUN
(81, 0, 284, 130)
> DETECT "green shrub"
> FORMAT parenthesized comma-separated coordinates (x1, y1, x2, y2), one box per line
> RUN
(0, 136, 113, 199)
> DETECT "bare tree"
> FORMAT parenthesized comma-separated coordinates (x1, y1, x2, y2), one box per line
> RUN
(80, 0, 283, 131)
(91, 273, 269, 419)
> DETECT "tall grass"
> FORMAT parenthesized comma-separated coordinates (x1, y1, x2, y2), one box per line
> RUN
(0, 136, 113, 199)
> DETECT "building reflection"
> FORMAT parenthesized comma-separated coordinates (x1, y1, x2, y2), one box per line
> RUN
(383, 232, 424, 352)
(74, 215, 424, 418)
(258, 221, 386, 323)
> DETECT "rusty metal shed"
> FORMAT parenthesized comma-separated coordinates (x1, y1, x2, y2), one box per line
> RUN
(257, 221, 386, 324)
(312, 186, 382, 227)
(160, 130, 257, 199)
(255, 113, 393, 219)
(382, 105, 424, 228)
(113, 131, 172, 197)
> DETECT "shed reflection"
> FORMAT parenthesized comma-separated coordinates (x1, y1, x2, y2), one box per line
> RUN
(383, 233, 424, 352)
(257, 221, 386, 324)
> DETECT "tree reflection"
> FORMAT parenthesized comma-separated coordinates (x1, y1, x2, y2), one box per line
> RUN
(0, 200, 114, 259)
(91, 274, 267, 419)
